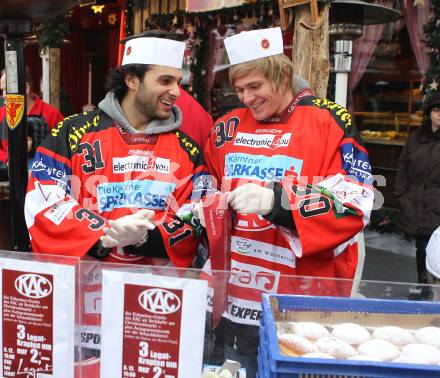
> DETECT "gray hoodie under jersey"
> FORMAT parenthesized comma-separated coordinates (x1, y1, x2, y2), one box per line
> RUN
(98, 91, 182, 135)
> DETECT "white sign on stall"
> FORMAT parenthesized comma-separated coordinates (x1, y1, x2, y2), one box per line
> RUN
(0, 257, 76, 378)
(101, 271, 208, 378)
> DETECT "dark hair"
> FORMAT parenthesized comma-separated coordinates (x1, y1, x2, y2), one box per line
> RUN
(105, 64, 150, 102)
(424, 94, 440, 114)
(422, 94, 440, 129)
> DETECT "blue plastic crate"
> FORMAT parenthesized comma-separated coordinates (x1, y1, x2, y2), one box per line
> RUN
(259, 294, 440, 378)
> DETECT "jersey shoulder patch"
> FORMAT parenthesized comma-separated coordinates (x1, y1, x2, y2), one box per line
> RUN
(50, 110, 114, 153)
(310, 97, 353, 132)
(175, 129, 202, 166)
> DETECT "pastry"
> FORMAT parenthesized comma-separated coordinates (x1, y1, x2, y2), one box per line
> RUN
(315, 337, 357, 359)
(372, 326, 414, 346)
(331, 323, 371, 345)
(302, 352, 334, 359)
(414, 327, 440, 348)
(289, 321, 330, 341)
(278, 333, 317, 357)
(357, 339, 400, 361)
(401, 343, 440, 364)
(348, 355, 383, 362)
(393, 356, 429, 364)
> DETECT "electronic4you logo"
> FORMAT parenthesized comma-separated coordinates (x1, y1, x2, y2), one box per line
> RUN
(138, 288, 181, 314)
(14, 273, 53, 299)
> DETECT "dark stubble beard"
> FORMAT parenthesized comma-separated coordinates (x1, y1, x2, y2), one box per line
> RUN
(134, 85, 169, 122)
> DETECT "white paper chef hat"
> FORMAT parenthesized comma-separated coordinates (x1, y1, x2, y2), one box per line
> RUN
(122, 37, 185, 69)
(224, 27, 284, 66)
(426, 227, 440, 279)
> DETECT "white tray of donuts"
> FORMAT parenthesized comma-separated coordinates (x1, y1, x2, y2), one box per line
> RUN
(277, 321, 440, 365)
(261, 295, 440, 376)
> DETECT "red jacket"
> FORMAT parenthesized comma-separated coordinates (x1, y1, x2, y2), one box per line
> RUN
(0, 94, 64, 163)
(175, 88, 212, 148)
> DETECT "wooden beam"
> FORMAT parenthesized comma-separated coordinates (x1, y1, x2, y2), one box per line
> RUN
(292, 3, 330, 98)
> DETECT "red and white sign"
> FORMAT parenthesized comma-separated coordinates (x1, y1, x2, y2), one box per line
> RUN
(100, 271, 207, 378)
(0, 257, 76, 378)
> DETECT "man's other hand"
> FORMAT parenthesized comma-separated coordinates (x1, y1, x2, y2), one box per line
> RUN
(101, 209, 155, 248)
(228, 183, 274, 215)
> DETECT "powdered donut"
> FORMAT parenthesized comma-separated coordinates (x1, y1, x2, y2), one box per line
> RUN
(401, 343, 440, 364)
(315, 337, 357, 359)
(372, 326, 415, 346)
(393, 356, 429, 364)
(357, 339, 400, 361)
(289, 322, 330, 341)
(302, 352, 334, 359)
(414, 327, 440, 348)
(331, 323, 371, 345)
(278, 333, 317, 357)
(276, 322, 292, 335)
(348, 355, 383, 362)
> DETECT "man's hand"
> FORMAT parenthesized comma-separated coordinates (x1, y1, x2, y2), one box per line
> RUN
(228, 183, 274, 215)
(100, 209, 156, 248)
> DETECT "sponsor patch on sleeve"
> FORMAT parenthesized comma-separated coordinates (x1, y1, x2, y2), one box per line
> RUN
(31, 151, 72, 190)
(341, 143, 372, 184)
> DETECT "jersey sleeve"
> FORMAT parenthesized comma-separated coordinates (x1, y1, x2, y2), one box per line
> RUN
(285, 100, 374, 256)
(25, 116, 108, 258)
(151, 131, 206, 267)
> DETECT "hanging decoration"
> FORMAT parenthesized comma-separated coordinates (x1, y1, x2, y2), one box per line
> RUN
(430, 79, 439, 91)
(108, 13, 118, 26)
(91, 5, 105, 14)
(422, 0, 440, 102)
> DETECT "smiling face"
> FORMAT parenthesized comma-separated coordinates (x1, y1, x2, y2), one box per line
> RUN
(233, 70, 291, 121)
(128, 65, 182, 124)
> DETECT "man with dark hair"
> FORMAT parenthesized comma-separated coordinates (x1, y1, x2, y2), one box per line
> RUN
(0, 67, 64, 166)
(123, 30, 213, 147)
(25, 36, 204, 266)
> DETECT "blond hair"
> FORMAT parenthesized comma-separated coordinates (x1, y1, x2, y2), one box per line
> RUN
(229, 54, 295, 93)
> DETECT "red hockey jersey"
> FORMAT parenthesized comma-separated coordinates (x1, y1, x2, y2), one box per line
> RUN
(25, 110, 205, 267)
(204, 93, 374, 325)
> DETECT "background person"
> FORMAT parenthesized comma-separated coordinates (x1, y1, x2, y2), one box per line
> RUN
(395, 94, 440, 299)
(202, 27, 373, 375)
(25, 35, 204, 266)
(0, 67, 64, 166)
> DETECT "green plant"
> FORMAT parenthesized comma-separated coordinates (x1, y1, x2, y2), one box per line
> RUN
(36, 14, 70, 51)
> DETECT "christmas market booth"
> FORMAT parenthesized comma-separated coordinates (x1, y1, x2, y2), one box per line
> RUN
(0, 1, 440, 377)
